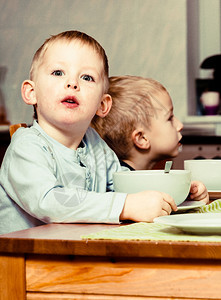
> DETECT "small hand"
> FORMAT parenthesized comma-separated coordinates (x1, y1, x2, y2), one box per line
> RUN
(120, 190, 177, 223)
(189, 180, 209, 204)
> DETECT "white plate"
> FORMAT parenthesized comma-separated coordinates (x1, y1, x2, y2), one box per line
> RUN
(154, 213, 221, 234)
(177, 200, 205, 211)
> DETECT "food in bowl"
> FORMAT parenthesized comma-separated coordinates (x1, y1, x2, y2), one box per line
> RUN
(184, 159, 221, 191)
(113, 170, 191, 206)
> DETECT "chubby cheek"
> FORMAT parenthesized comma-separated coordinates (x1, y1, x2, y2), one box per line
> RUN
(167, 137, 181, 156)
(85, 95, 104, 115)
(154, 130, 179, 154)
(35, 86, 59, 110)
(36, 98, 57, 119)
(39, 102, 56, 114)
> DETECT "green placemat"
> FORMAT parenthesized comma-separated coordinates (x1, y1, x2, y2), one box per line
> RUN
(194, 198, 221, 213)
(81, 199, 221, 243)
(81, 222, 221, 242)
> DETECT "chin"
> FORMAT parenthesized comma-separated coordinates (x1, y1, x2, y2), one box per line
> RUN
(162, 152, 177, 160)
(170, 151, 179, 158)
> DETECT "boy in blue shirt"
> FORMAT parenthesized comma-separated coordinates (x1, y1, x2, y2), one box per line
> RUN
(0, 31, 177, 234)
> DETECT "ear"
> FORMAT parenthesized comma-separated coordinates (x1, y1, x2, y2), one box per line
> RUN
(95, 94, 112, 118)
(131, 128, 151, 150)
(21, 80, 37, 105)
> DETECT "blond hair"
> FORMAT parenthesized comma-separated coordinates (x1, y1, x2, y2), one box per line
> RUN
(91, 75, 168, 160)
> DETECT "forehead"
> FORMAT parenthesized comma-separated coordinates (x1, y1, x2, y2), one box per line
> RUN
(31, 37, 109, 91)
(151, 90, 172, 109)
(42, 40, 102, 66)
(149, 90, 173, 119)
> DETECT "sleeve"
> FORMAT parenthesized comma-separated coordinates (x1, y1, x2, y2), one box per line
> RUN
(2, 133, 127, 224)
(101, 138, 130, 192)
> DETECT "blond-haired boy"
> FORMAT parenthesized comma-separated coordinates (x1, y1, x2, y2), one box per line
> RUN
(92, 75, 209, 203)
(0, 32, 177, 234)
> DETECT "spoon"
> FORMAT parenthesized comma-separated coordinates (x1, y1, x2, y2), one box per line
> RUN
(164, 161, 173, 173)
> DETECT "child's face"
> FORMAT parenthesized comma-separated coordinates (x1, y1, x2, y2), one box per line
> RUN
(30, 40, 107, 133)
(146, 91, 183, 160)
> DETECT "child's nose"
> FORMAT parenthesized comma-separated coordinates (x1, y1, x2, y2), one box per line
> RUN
(175, 117, 183, 131)
(66, 80, 79, 90)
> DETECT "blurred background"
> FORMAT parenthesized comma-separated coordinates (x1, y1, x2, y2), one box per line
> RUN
(0, 0, 219, 126)
(0, 0, 221, 167)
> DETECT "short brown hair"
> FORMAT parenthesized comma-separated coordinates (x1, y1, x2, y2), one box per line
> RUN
(91, 75, 168, 160)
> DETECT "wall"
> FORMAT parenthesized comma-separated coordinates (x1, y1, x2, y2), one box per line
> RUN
(187, 0, 221, 117)
(0, 0, 187, 125)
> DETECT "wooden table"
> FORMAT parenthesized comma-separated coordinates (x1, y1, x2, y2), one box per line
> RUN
(1, 223, 221, 299)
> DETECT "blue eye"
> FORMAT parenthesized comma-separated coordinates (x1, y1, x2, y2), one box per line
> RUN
(52, 70, 64, 76)
(81, 74, 94, 82)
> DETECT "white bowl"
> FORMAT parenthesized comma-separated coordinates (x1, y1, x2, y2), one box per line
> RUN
(113, 170, 191, 206)
(184, 159, 221, 191)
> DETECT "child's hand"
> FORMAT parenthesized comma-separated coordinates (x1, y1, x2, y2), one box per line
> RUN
(120, 191, 177, 223)
(189, 180, 209, 204)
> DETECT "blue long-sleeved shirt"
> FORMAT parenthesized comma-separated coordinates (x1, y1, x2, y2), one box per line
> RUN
(0, 121, 127, 234)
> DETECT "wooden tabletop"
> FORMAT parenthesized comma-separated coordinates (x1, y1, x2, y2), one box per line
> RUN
(1, 223, 221, 260)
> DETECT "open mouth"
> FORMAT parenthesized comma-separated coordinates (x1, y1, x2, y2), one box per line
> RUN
(62, 96, 79, 107)
(64, 99, 76, 104)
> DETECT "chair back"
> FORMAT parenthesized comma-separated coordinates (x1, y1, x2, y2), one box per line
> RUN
(9, 123, 27, 137)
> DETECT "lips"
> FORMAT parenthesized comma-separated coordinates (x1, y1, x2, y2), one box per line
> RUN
(61, 96, 79, 108)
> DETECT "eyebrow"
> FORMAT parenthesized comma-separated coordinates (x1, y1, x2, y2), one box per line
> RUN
(164, 107, 173, 117)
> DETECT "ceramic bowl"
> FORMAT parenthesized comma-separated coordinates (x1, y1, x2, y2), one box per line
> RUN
(184, 159, 221, 191)
(113, 170, 191, 206)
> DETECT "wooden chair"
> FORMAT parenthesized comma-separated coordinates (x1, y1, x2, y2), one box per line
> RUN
(9, 123, 27, 137)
